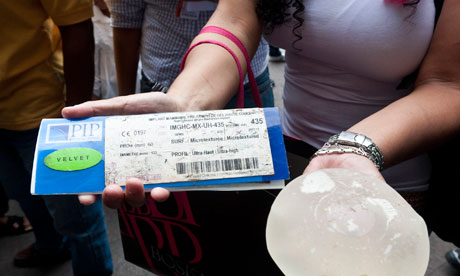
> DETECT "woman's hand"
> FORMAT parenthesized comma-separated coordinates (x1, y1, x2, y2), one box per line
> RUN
(62, 93, 185, 208)
(62, 92, 188, 118)
(64, 0, 262, 208)
(304, 153, 384, 181)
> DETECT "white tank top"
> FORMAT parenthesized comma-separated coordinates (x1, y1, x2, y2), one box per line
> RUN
(265, 0, 435, 191)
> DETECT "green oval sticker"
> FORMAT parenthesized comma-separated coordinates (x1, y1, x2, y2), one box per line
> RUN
(44, 148, 102, 171)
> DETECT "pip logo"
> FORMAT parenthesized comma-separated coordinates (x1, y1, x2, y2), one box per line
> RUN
(46, 122, 103, 143)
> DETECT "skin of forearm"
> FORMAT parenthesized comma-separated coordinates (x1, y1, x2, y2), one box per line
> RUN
(59, 19, 95, 107)
(167, 0, 262, 111)
(113, 28, 142, 96)
(348, 83, 460, 168)
(168, 41, 243, 111)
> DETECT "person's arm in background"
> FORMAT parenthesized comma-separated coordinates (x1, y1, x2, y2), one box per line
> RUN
(109, 0, 145, 95)
(306, 0, 460, 177)
(113, 28, 142, 95)
(63, 0, 262, 207)
(58, 19, 95, 106)
(41, 0, 95, 105)
(95, 0, 111, 17)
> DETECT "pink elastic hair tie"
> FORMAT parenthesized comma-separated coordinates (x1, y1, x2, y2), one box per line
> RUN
(200, 26, 263, 108)
(180, 40, 245, 106)
(180, 26, 263, 108)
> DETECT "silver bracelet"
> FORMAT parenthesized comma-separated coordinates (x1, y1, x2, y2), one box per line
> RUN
(313, 131, 384, 170)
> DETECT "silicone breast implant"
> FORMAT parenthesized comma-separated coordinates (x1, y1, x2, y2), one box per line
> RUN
(266, 168, 429, 276)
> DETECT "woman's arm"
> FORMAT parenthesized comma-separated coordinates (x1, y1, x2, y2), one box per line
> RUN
(64, 0, 261, 117)
(113, 28, 142, 95)
(63, 0, 262, 207)
(307, 0, 460, 175)
(159, 0, 263, 111)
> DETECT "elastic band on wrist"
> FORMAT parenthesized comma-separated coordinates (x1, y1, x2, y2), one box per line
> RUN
(200, 26, 263, 108)
(180, 40, 245, 106)
(180, 26, 263, 108)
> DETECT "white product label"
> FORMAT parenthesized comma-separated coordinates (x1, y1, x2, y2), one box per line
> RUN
(105, 109, 274, 186)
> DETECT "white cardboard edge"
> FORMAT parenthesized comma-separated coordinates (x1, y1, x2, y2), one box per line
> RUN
(164, 180, 285, 192)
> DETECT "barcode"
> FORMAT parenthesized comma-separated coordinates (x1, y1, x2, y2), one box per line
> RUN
(176, 157, 259, 175)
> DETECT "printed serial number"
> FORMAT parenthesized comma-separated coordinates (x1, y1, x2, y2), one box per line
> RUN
(170, 122, 224, 130)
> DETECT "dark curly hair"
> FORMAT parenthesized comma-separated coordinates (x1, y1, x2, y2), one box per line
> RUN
(256, 0, 305, 49)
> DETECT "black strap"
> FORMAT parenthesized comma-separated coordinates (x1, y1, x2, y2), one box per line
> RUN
(434, 0, 444, 24)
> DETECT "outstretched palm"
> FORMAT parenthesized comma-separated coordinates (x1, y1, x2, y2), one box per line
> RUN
(62, 93, 179, 208)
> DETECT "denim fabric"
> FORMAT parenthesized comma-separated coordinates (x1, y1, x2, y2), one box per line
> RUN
(0, 128, 113, 275)
(44, 195, 113, 276)
(224, 67, 275, 109)
(0, 128, 64, 253)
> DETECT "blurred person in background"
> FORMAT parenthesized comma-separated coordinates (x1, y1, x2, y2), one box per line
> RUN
(0, 1, 112, 274)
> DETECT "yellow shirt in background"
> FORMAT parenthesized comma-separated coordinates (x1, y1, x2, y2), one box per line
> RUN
(0, 0, 93, 130)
